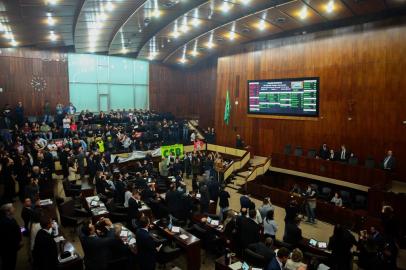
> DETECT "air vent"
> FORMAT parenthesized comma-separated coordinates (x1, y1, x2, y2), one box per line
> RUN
(275, 17, 286, 23)
(198, 47, 205, 51)
(242, 28, 250, 33)
(144, 18, 150, 24)
(216, 37, 224, 42)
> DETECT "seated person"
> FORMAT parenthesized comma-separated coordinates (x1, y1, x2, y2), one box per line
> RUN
(285, 248, 307, 270)
(80, 218, 116, 270)
(128, 189, 143, 228)
(318, 143, 329, 160)
(330, 192, 343, 207)
(267, 247, 290, 270)
(382, 150, 396, 170)
(248, 237, 275, 264)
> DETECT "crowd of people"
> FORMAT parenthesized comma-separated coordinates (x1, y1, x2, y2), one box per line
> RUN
(0, 101, 401, 270)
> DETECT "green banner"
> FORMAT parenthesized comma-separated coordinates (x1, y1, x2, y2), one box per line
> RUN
(161, 144, 184, 158)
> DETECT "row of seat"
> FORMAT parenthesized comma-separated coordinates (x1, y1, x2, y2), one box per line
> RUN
(283, 144, 377, 168)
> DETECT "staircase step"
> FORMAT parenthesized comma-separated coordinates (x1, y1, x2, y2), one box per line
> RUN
(237, 171, 251, 177)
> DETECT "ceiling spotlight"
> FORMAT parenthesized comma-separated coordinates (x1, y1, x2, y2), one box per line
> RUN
(98, 13, 108, 21)
(46, 0, 57, 5)
(191, 18, 200, 27)
(326, 1, 335, 13)
(180, 24, 189, 33)
(49, 31, 58, 41)
(0, 23, 4, 32)
(121, 48, 128, 54)
(171, 31, 180, 38)
(220, 2, 232, 13)
(179, 57, 187, 64)
(228, 31, 236, 40)
(299, 7, 308, 19)
(240, 0, 251, 4)
(206, 41, 214, 49)
(105, 2, 115, 11)
(47, 13, 55, 26)
(257, 20, 266, 31)
(190, 50, 199, 57)
(10, 40, 18, 47)
(151, 9, 161, 18)
(4, 32, 13, 39)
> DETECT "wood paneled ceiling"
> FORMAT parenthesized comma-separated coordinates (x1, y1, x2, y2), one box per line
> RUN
(0, 0, 405, 66)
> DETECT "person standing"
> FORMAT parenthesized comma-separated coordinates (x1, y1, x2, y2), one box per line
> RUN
(0, 203, 22, 270)
(14, 101, 24, 127)
(33, 215, 58, 270)
(328, 224, 356, 270)
(382, 150, 396, 170)
(219, 185, 230, 221)
(62, 115, 71, 137)
(136, 216, 161, 270)
(305, 185, 317, 224)
(43, 101, 52, 124)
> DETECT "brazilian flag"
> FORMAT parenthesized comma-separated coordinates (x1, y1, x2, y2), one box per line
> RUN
(224, 90, 231, 125)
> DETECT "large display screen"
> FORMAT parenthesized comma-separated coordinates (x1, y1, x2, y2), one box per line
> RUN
(247, 77, 319, 117)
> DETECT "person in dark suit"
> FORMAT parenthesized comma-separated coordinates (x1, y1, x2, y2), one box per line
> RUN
(21, 198, 34, 235)
(165, 183, 182, 217)
(32, 215, 58, 270)
(0, 203, 22, 270)
(338, 144, 350, 162)
(240, 210, 261, 249)
(80, 218, 116, 270)
(328, 224, 357, 270)
(382, 150, 396, 170)
(236, 134, 244, 149)
(318, 143, 329, 160)
(240, 194, 252, 210)
(128, 189, 143, 228)
(136, 216, 161, 270)
(327, 149, 336, 161)
(248, 237, 275, 264)
(266, 247, 290, 270)
(283, 216, 302, 247)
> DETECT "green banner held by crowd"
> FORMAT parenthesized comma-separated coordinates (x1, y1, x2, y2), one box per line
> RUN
(161, 144, 184, 158)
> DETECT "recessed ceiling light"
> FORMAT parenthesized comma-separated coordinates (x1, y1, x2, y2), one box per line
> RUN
(10, 40, 18, 47)
(47, 13, 55, 26)
(98, 13, 108, 21)
(49, 31, 58, 41)
(299, 7, 308, 19)
(4, 32, 13, 39)
(206, 41, 214, 49)
(121, 48, 128, 54)
(191, 18, 200, 27)
(190, 50, 199, 57)
(151, 9, 161, 18)
(257, 20, 266, 31)
(220, 2, 232, 13)
(180, 24, 189, 33)
(46, 0, 57, 5)
(240, 0, 251, 4)
(179, 57, 187, 64)
(228, 31, 236, 40)
(105, 2, 114, 12)
(326, 1, 335, 13)
(0, 23, 4, 32)
(171, 31, 180, 38)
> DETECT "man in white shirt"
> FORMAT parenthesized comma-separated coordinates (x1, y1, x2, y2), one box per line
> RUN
(62, 115, 71, 137)
(382, 150, 396, 170)
(190, 131, 196, 142)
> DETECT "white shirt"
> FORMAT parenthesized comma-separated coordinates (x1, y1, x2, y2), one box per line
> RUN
(190, 132, 196, 142)
(263, 218, 278, 236)
(62, 118, 71, 129)
(124, 191, 132, 207)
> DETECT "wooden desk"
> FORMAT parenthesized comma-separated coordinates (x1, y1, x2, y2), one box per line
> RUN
(271, 153, 391, 190)
(215, 256, 244, 270)
(84, 195, 109, 222)
(154, 223, 201, 270)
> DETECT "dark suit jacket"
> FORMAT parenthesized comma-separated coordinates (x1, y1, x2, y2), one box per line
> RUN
(21, 206, 34, 230)
(136, 228, 157, 270)
(283, 223, 302, 247)
(382, 156, 396, 170)
(319, 147, 329, 160)
(240, 218, 261, 248)
(338, 149, 350, 162)
(80, 229, 116, 270)
(248, 242, 275, 264)
(0, 216, 22, 254)
(33, 229, 58, 270)
(128, 197, 142, 220)
(267, 257, 283, 270)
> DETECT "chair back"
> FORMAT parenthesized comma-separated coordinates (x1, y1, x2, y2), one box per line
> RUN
(365, 157, 375, 168)
(294, 147, 303, 157)
(307, 149, 316, 158)
(284, 144, 292, 155)
(244, 248, 267, 268)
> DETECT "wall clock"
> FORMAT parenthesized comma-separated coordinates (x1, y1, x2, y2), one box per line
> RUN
(30, 76, 47, 92)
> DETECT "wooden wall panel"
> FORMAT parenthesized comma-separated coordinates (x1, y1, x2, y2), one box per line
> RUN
(0, 48, 69, 116)
(214, 21, 406, 182)
(149, 61, 217, 128)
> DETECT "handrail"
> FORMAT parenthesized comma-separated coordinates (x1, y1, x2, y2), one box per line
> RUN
(242, 157, 271, 191)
